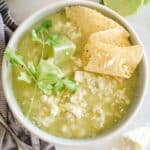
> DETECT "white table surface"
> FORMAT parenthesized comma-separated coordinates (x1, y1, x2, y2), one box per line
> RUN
(5, 0, 150, 149)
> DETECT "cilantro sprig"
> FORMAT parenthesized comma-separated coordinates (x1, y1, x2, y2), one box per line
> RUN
(5, 19, 78, 118)
(5, 48, 24, 66)
(99, 0, 104, 4)
(6, 48, 77, 94)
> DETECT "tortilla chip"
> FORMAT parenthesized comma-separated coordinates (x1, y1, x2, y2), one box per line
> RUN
(65, 6, 128, 37)
(83, 42, 143, 78)
(82, 28, 131, 67)
(88, 28, 131, 47)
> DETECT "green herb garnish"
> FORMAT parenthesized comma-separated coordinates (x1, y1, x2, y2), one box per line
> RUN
(99, 0, 104, 4)
(37, 59, 64, 79)
(28, 61, 37, 75)
(63, 77, 77, 93)
(18, 72, 32, 84)
(6, 48, 77, 93)
(32, 20, 52, 43)
(6, 20, 78, 118)
(36, 20, 52, 33)
(6, 47, 78, 116)
(37, 79, 53, 95)
(32, 29, 43, 44)
(5, 48, 25, 66)
(54, 80, 64, 92)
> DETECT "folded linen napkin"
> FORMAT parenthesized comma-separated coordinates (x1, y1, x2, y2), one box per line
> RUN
(0, 0, 55, 149)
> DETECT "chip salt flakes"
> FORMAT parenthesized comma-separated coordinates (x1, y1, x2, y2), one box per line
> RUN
(83, 42, 143, 78)
(65, 6, 128, 37)
(88, 28, 131, 47)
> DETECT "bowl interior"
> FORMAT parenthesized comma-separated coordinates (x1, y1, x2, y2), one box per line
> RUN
(2, 0, 147, 145)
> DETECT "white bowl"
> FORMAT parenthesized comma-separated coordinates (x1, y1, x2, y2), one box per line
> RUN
(2, 0, 148, 146)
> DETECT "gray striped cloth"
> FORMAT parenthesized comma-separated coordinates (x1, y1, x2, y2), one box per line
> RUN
(0, 0, 55, 149)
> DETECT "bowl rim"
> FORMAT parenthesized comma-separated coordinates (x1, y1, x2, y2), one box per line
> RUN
(2, 0, 148, 146)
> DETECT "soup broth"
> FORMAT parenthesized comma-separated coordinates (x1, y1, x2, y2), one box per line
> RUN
(11, 10, 139, 139)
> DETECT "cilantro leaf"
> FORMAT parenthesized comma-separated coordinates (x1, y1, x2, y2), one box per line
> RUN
(36, 20, 52, 33)
(38, 59, 64, 79)
(37, 80, 52, 95)
(99, 0, 104, 4)
(18, 72, 32, 83)
(32, 29, 43, 44)
(46, 34, 76, 65)
(32, 20, 52, 44)
(39, 74, 58, 84)
(5, 48, 25, 66)
(67, 76, 76, 82)
(37, 59, 65, 95)
(36, 59, 78, 95)
(54, 80, 64, 92)
(46, 33, 62, 47)
(28, 61, 37, 75)
(63, 78, 78, 93)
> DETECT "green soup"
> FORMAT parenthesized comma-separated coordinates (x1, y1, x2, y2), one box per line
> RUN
(11, 10, 139, 139)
